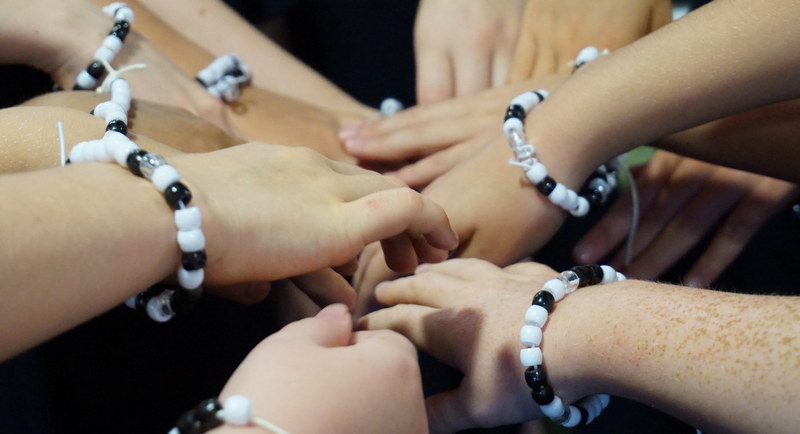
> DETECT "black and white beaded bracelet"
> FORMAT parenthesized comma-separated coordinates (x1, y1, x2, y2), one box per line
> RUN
(520, 264, 625, 427)
(503, 90, 619, 217)
(74, 3, 134, 91)
(571, 46, 609, 73)
(70, 78, 205, 322)
(196, 54, 252, 102)
(170, 395, 289, 434)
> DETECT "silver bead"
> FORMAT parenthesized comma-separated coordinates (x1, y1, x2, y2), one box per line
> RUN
(139, 153, 167, 179)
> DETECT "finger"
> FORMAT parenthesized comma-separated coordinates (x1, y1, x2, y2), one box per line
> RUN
(290, 268, 357, 309)
(274, 303, 352, 348)
(416, 48, 455, 105)
(345, 188, 459, 251)
(411, 234, 450, 265)
(353, 248, 402, 318)
(349, 328, 417, 357)
(380, 234, 419, 274)
(360, 304, 468, 368)
(502, 260, 555, 279)
(508, 30, 537, 82)
(684, 180, 798, 287)
(374, 271, 469, 308)
(453, 47, 493, 97)
(337, 171, 407, 202)
(326, 158, 372, 176)
(415, 257, 504, 281)
(206, 281, 272, 304)
(332, 258, 358, 277)
(426, 390, 473, 434)
(346, 119, 468, 161)
(622, 174, 746, 279)
(492, 42, 514, 87)
(392, 137, 490, 188)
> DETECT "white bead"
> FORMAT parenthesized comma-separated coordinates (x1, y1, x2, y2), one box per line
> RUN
(584, 395, 603, 423)
(548, 183, 567, 206)
(102, 35, 123, 53)
(115, 7, 135, 23)
(564, 189, 578, 211)
(222, 395, 252, 425)
(576, 46, 601, 66)
(146, 295, 174, 322)
(511, 90, 548, 112)
(541, 278, 566, 302)
(571, 197, 590, 217)
(616, 272, 627, 281)
(562, 405, 582, 427)
(524, 304, 548, 327)
(520, 347, 542, 367)
(598, 394, 611, 409)
(178, 267, 204, 290)
(237, 63, 252, 82)
(168, 428, 179, 434)
(525, 162, 548, 184)
(174, 207, 202, 231)
(519, 325, 542, 347)
(177, 229, 205, 252)
(503, 117, 523, 137)
(90, 139, 113, 162)
(76, 70, 98, 89)
(124, 295, 137, 309)
(94, 45, 116, 63)
(151, 165, 181, 192)
(69, 141, 89, 163)
(380, 98, 403, 116)
(196, 68, 217, 86)
(540, 396, 565, 418)
(600, 265, 617, 284)
(93, 101, 126, 124)
(103, 131, 136, 165)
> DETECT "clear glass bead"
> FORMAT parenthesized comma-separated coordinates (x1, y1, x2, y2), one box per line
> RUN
(509, 130, 529, 149)
(140, 153, 167, 179)
(559, 270, 580, 293)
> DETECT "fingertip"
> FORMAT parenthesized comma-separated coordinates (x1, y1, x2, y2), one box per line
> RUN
(338, 124, 360, 141)
(415, 263, 432, 274)
(572, 244, 597, 264)
(316, 303, 351, 321)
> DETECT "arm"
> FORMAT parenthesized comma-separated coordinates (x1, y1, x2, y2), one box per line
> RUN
(362, 259, 800, 433)
(135, 0, 372, 116)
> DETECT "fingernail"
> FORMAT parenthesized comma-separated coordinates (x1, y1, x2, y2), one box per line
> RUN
(573, 246, 595, 263)
(344, 138, 365, 152)
(684, 277, 704, 288)
(338, 125, 360, 141)
(316, 303, 349, 320)
(415, 263, 431, 274)
(374, 281, 390, 295)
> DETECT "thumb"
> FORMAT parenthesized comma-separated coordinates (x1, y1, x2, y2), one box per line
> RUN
(276, 303, 353, 348)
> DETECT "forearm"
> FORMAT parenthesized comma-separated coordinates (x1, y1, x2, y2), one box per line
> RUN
(548, 281, 800, 434)
(526, 0, 800, 184)
(136, 0, 370, 115)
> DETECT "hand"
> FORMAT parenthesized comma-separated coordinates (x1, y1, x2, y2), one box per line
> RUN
(573, 151, 799, 287)
(172, 144, 459, 293)
(414, 0, 527, 104)
(354, 136, 565, 314)
(360, 259, 559, 432)
(218, 304, 428, 433)
(508, 0, 672, 80)
(341, 75, 566, 187)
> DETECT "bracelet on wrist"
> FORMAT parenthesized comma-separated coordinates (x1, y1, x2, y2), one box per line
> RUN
(74, 3, 134, 91)
(520, 264, 625, 427)
(171, 395, 289, 434)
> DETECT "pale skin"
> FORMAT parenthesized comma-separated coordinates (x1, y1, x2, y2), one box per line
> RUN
(0, 105, 457, 361)
(215, 304, 428, 434)
(361, 259, 800, 434)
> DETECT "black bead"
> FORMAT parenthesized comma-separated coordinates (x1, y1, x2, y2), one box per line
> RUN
(531, 290, 555, 313)
(533, 91, 546, 102)
(587, 264, 604, 285)
(164, 182, 193, 209)
(87, 61, 105, 79)
(531, 384, 555, 405)
(175, 399, 223, 434)
(572, 265, 593, 287)
(182, 251, 207, 271)
(587, 190, 604, 207)
(504, 104, 525, 122)
(524, 365, 548, 389)
(126, 149, 148, 177)
(171, 288, 202, 315)
(109, 20, 130, 41)
(228, 66, 244, 78)
(578, 405, 591, 425)
(65, 158, 71, 165)
(536, 176, 557, 196)
(106, 119, 127, 135)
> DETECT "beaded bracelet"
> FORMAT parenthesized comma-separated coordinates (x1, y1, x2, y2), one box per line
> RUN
(171, 395, 289, 434)
(520, 264, 625, 427)
(196, 54, 252, 102)
(70, 78, 205, 322)
(571, 46, 608, 73)
(74, 3, 134, 91)
(503, 91, 618, 217)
